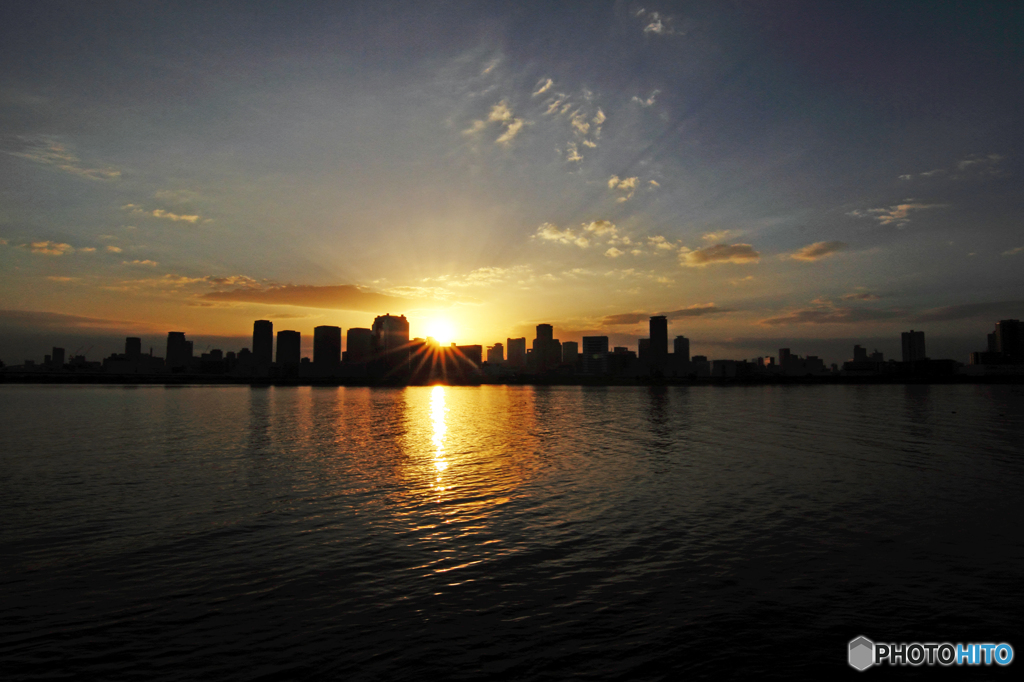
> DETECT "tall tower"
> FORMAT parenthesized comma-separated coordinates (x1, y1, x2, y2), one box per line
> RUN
(276, 330, 301, 369)
(372, 314, 410, 370)
(253, 320, 273, 369)
(166, 332, 192, 371)
(649, 316, 668, 371)
(313, 325, 342, 366)
(582, 336, 609, 375)
(673, 335, 690, 361)
(346, 328, 373, 362)
(901, 330, 926, 363)
(506, 338, 527, 368)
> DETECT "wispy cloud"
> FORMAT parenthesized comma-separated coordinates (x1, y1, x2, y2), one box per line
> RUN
(105, 245, 123, 253)
(631, 90, 659, 107)
(608, 175, 639, 202)
(5, 135, 120, 181)
(912, 300, 1024, 323)
(898, 153, 1004, 181)
(122, 204, 202, 223)
(28, 241, 74, 256)
(789, 241, 848, 261)
(847, 201, 945, 227)
(123, 259, 158, 266)
(683, 243, 760, 266)
(635, 8, 679, 35)
(602, 303, 727, 326)
(200, 284, 424, 312)
(532, 222, 589, 247)
(841, 292, 881, 301)
(1001, 246, 1023, 256)
(532, 78, 554, 97)
(760, 305, 902, 326)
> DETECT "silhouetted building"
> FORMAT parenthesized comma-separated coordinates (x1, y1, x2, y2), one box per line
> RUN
(487, 343, 504, 364)
(346, 328, 373, 362)
(253, 320, 273, 372)
(373, 314, 410, 372)
(456, 345, 483, 369)
(562, 341, 578, 365)
(532, 324, 560, 372)
(125, 338, 141, 360)
(313, 326, 342, 367)
(51, 346, 65, 369)
(649, 316, 668, 371)
(166, 332, 193, 372)
(506, 337, 526, 368)
(276, 330, 301, 374)
(582, 336, 609, 375)
(854, 345, 867, 363)
(995, 319, 1023, 361)
(902, 330, 926, 363)
(673, 336, 689, 361)
(638, 338, 650, 363)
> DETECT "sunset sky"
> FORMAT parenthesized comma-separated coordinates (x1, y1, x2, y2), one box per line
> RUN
(2, 1, 1022, 363)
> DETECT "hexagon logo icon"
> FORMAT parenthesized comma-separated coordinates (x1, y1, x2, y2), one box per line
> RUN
(849, 636, 874, 671)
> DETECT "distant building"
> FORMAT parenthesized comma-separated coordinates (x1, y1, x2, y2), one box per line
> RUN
(902, 330, 926, 363)
(372, 314, 410, 370)
(562, 341, 578, 365)
(276, 330, 301, 372)
(638, 338, 650, 363)
(532, 324, 560, 372)
(125, 338, 141, 360)
(252, 320, 273, 373)
(995, 319, 1023, 361)
(166, 332, 193, 372)
(673, 336, 689, 361)
(854, 345, 868, 362)
(51, 346, 65, 369)
(456, 345, 483, 369)
(506, 338, 526, 368)
(346, 328, 373, 362)
(649, 316, 668, 371)
(313, 326, 342, 366)
(487, 343, 504, 364)
(582, 336, 609, 375)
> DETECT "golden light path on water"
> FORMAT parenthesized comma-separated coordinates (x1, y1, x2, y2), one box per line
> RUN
(431, 385, 449, 492)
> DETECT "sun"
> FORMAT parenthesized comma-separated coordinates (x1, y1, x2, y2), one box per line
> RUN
(424, 318, 455, 346)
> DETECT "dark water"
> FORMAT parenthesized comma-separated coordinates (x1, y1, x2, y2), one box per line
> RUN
(1, 384, 1022, 679)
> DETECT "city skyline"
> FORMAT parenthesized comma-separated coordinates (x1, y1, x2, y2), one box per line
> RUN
(2, 3, 1023, 365)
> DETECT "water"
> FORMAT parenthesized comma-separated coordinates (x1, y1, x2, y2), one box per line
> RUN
(1, 384, 1022, 679)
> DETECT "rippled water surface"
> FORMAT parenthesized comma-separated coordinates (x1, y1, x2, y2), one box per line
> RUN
(2, 384, 1022, 679)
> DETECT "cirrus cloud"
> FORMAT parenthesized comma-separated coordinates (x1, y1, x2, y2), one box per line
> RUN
(683, 243, 760, 266)
(789, 241, 848, 261)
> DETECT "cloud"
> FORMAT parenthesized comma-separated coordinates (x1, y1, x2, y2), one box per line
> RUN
(122, 204, 201, 223)
(632, 90, 659, 107)
(584, 219, 617, 236)
(605, 247, 623, 258)
(841, 292, 881, 301)
(565, 142, 583, 163)
(789, 241, 848, 261)
(911, 300, 1024, 323)
(532, 78, 554, 96)
(0, 238, 8, 245)
(106, 245, 123, 253)
(28, 241, 74, 256)
(602, 303, 728, 326)
(5, 135, 120, 181)
(847, 202, 945, 227)
(760, 306, 902, 326)
(683, 243, 760, 266)
(701, 230, 737, 242)
(438, 265, 533, 287)
(79, 247, 96, 253)
(495, 117, 526, 146)
(635, 9, 678, 35)
(661, 303, 729, 319)
(488, 100, 513, 123)
(0, 309, 157, 332)
(47, 276, 80, 283)
(647, 235, 677, 251)
(533, 222, 589, 247)
(1002, 246, 1024, 256)
(462, 119, 487, 135)
(608, 175, 639, 202)
(123, 259, 158, 266)
(957, 153, 1003, 172)
(201, 284, 419, 312)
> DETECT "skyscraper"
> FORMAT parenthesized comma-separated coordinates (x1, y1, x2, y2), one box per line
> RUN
(276, 330, 301, 370)
(487, 343, 504, 364)
(125, 337, 142, 360)
(901, 330, 926, 363)
(562, 341, 578, 365)
(995, 319, 1023, 361)
(346, 328, 373, 362)
(532, 324, 559, 371)
(372, 314, 410, 369)
(506, 337, 526, 368)
(166, 332, 192, 371)
(673, 335, 689, 361)
(313, 325, 342, 366)
(582, 336, 609, 375)
(253, 320, 273, 368)
(649, 316, 668, 370)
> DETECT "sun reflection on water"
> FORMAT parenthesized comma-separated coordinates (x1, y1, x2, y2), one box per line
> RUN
(431, 385, 448, 490)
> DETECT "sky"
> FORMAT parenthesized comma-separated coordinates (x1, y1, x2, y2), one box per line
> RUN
(1, 1, 1022, 364)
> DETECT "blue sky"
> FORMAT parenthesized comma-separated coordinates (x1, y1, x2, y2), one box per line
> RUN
(1, 1, 1022, 363)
